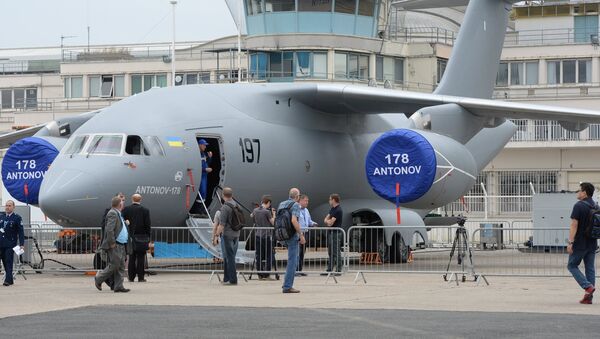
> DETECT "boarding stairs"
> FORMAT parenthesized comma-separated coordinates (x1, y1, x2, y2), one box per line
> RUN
(186, 216, 255, 264)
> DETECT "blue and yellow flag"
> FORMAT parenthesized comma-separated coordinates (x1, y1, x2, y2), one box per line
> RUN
(167, 136, 183, 147)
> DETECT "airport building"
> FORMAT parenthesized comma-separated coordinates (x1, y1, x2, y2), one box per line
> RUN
(1, 0, 600, 220)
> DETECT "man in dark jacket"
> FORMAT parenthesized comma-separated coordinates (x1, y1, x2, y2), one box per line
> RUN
(122, 194, 151, 282)
(95, 197, 130, 293)
(0, 200, 24, 286)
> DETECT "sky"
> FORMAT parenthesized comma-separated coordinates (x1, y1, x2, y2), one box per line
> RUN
(0, 0, 238, 49)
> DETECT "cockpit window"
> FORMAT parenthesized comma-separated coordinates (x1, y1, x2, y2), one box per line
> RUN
(64, 135, 89, 155)
(125, 135, 150, 155)
(87, 135, 123, 155)
(144, 136, 165, 156)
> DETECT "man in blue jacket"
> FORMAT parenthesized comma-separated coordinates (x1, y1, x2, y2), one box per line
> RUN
(198, 139, 213, 201)
(0, 200, 24, 286)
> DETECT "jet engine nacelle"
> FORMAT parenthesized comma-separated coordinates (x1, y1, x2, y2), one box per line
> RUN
(365, 129, 477, 210)
(1, 136, 67, 205)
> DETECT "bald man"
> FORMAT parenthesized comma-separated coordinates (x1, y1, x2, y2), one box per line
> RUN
(122, 194, 151, 282)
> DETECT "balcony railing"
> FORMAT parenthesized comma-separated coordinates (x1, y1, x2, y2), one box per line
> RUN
(509, 119, 600, 143)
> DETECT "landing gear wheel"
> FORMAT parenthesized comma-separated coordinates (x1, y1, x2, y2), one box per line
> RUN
(461, 275, 466, 282)
(443, 274, 448, 282)
(388, 233, 409, 264)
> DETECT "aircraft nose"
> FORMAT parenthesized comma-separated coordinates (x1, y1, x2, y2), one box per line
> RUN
(38, 169, 102, 226)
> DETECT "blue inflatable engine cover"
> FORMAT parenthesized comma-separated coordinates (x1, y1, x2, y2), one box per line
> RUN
(2, 137, 59, 205)
(365, 129, 437, 204)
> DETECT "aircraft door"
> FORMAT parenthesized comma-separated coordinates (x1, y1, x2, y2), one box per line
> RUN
(191, 135, 224, 215)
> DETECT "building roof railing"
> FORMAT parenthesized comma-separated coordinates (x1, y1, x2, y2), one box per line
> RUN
(505, 28, 600, 47)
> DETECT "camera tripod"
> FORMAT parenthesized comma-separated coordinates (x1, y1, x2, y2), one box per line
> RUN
(442, 220, 488, 286)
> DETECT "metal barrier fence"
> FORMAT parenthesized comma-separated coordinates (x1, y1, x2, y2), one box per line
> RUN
(7, 224, 599, 282)
(12, 226, 347, 279)
(470, 227, 590, 277)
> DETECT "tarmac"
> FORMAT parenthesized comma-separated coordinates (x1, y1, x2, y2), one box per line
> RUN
(1, 272, 600, 338)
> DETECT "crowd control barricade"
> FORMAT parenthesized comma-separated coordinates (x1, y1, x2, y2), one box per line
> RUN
(346, 226, 477, 279)
(18, 226, 102, 272)
(471, 227, 599, 277)
(241, 226, 346, 282)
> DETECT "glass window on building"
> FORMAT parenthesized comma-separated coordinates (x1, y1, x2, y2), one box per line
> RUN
(64, 76, 83, 98)
(376, 56, 383, 81)
(101, 76, 114, 97)
(298, 0, 332, 12)
(13, 89, 24, 109)
(313, 53, 327, 78)
(394, 58, 404, 84)
(132, 75, 143, 94)
(114, 75, 125, 96)
(358, 0, 375, 16)
(250, 53, 269, 79)
(89, 76, 101, 97)
(335, 0, 356, 14)
(547, 61, 560, 84)
(359, 55, 369, 80)
(266, 0, 295, 12)
(246, 0, 264, 15)
(296, 52, 311, 78)
(437, 58, 447, 83)
(348, 54, 359, 79)
(383, 57, 394, 81)
(526, 62, 538, 85)
(25, 88, 37, 109)
(131, 74, 166, 95)
(186, 73, 198, 85)
(510, 63, 523, 86)
(1, 89, 12, 109)
(270, 52, 282, 77)
(562, 60, 576, 84)
(335, 53, 347, 79)
(578, 59, 592, 83)
(282, 52, 294, 77)
(496, 62, 508, 87)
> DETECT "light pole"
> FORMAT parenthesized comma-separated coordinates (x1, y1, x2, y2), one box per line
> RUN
(170, 0, 177, 86)
(237, 0, 242, 82)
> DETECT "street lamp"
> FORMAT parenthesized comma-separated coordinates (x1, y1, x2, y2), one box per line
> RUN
(170, 0, 177, 86)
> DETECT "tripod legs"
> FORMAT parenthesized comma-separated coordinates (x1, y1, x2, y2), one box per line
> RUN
(443, 227, 484, 284)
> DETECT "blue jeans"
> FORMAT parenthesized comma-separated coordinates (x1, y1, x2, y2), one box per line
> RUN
(221, 236, 238, 284)
(567, 248, 596, 289)
(283, 233, 299, 290)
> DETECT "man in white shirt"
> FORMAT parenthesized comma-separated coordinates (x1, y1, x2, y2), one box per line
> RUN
(297, 194, 317, 276)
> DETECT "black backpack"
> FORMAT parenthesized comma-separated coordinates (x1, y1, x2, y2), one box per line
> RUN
(274, 201, 296, 241)
(582, 201, 600, 239)
(225, 202, 246, 231)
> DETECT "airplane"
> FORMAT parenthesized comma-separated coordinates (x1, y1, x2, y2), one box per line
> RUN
(2, 0, 600, 263)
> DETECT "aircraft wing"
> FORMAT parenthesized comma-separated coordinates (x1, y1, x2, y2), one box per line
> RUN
(280, 84, 600, 124)
(0, 124, 46, 150)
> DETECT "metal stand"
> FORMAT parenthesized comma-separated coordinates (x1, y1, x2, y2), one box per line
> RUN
(324, 272, 339, 284)
(442, 221, 488, 286)
(353, 271, 367, 284)
(13, 255, 27, 281)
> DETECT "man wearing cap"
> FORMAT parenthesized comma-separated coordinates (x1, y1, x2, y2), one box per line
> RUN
(0, 200, 24, 286)
(198, 139, 213, 201)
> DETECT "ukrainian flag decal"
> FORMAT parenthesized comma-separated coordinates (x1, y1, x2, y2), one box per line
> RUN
(167, 136, 184, 147)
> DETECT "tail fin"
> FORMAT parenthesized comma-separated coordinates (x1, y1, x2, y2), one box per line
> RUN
(434, 0, 516, 99)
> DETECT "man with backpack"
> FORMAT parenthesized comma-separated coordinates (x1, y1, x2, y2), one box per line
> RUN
(567, 182, 598, 304)
(218, 187, 243, 285)
(276, 188, 305, 293)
